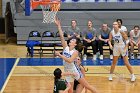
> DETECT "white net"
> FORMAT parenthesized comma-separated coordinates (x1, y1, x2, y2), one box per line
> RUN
(42, 10, 57, 23)
(40, 1, 60, 24)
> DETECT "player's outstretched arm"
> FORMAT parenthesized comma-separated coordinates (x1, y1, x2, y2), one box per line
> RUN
(55, 18, 67, 48)
(55, 50, 78, 63)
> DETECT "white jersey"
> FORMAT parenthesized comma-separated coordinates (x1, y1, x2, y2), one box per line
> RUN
(62, 46, 83, 82)
(130, 30, 140, 42)
(111, 29, 125, 46)
(120, 26, 127, 32)
(63, 46, 76, 71)
(111, 29, 128, 56)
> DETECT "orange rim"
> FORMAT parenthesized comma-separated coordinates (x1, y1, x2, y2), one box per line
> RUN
(31, 0, 60, 11)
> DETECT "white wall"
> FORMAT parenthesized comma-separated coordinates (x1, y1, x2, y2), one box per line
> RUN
(2, 0, 10, 16)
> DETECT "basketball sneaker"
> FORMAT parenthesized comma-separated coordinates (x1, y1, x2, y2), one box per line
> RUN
(93, 55, 96, 60)
(131, 74, 136, 82)
(109, 74, 113, 81)
(137, 53, 140, 59)
(131, 53, 134, 59)
(83, 54, 87, 61)
(96, 52, 100, 58)
(110, 55, 113, 60)
(100, 55, 103, 60)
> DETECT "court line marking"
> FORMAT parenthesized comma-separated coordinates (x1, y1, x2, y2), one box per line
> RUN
(13, 66, 140, 77)
(0, 58, 20, 93)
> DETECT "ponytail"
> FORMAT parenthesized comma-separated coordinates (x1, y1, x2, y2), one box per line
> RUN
(54, 75, 60, 84)
(53, 68, 62, 85)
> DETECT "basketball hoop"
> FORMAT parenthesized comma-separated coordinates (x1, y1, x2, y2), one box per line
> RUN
(31, 0, 61, 23)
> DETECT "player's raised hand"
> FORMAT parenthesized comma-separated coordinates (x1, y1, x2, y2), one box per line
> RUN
(54, 51, 61, 56)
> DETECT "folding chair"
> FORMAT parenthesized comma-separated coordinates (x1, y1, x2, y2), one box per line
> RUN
(40, 31, 55, 56)
(26, 31, 42, 57)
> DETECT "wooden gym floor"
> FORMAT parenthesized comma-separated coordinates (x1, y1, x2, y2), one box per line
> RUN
(0, 42, 140, 93)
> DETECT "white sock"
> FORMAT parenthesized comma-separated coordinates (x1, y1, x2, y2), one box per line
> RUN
(110, 74, 113, 77)
(131, 74, 135, 77)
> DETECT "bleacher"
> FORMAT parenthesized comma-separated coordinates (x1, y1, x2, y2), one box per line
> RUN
(2, 0, 139, 56)
(8, 0, 140, 44)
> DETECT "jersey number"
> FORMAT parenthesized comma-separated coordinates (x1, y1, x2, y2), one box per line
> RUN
(114, 38, 119, 43)
(54, 85, 56, 91)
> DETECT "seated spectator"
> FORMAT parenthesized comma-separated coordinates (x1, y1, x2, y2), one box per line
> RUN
(129, 25, 140, 59)
(82, 20, 97, 61)
(67, 20, 80, 39)
(97, 23, 113, 60)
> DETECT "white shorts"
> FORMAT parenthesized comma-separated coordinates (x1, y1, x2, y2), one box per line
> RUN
(113, 44, 128, 56)
(64, 65, 83, 82)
